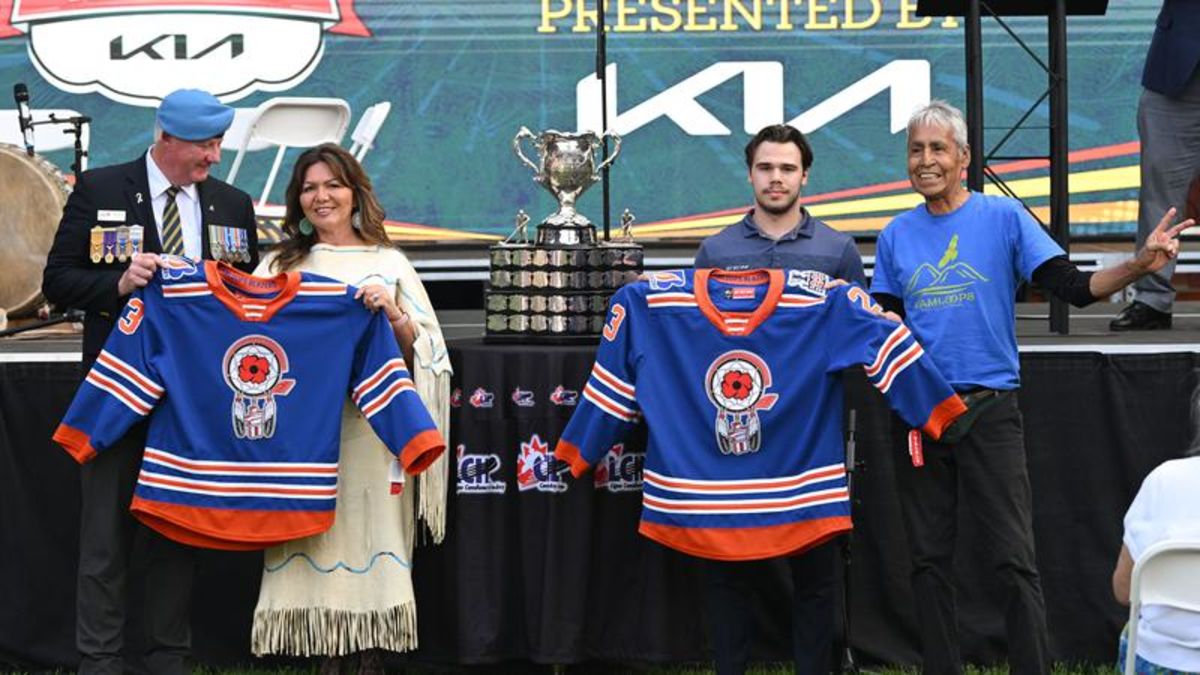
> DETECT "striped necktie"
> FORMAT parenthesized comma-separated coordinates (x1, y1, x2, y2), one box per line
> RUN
(160, 185, 184, 256)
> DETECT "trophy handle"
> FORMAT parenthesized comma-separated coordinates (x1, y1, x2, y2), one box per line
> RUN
(512, 127, 540, 174)
(594, 131, 622, 174)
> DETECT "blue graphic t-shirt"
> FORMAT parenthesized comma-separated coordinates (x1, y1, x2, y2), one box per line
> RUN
(870, 192, 1063, 391)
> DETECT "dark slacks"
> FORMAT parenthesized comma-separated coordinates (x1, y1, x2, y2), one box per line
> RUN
(76, 420, 194, 675)
(702, 539, 838, 675)
(892, 392, 1049, 675)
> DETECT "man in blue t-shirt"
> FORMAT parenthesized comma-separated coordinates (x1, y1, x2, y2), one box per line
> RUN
(870, 100, 1193, 675)
(692, 125, 865, 675)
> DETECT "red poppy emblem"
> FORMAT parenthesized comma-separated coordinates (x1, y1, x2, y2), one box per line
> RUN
(721, 371, 753, 400)
(238, 355, 270, 384)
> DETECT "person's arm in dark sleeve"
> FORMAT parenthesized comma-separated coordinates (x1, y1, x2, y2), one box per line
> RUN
(1031, 255, 1097, 308)
(41, 175, 125, 315)
(693, 240, 711, 269)
(839, 239, 867, 288)
(871, 292, 905, 320)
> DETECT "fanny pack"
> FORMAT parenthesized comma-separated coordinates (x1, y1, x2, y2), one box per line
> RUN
(937, 388, 1010, 444)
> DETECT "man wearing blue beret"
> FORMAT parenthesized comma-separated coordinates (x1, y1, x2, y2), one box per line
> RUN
(42, 88, 258, 675)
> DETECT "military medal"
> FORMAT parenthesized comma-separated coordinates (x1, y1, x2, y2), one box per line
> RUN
(129, 225, 144, 255)
(90, 226, 104, 263)
(238, 229, 251, 262)
(102, 229, 117, 263)
(209, 225, 224, 261)
(115, 226, 130, 262)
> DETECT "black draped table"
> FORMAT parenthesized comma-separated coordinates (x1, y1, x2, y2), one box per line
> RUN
(1, 340, 1197, 669)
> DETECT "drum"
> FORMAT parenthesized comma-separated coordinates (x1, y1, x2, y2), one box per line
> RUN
(0, 144, 70, 318)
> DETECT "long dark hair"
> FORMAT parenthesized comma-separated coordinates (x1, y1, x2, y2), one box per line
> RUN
(269, 143, 391, 272)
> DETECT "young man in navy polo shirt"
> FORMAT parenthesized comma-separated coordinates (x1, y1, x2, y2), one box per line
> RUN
(692, 124, 866, 675)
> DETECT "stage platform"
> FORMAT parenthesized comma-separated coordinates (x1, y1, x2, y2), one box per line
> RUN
(4, 301, 1200, 358)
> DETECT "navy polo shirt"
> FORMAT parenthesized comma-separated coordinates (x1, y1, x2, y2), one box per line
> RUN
(693, 209, 866, 286)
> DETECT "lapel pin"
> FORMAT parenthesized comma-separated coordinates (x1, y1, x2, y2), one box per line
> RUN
(135, 193, 144, 204)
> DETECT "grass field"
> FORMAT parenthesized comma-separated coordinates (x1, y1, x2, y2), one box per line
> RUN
(184, 658, 1113, 667)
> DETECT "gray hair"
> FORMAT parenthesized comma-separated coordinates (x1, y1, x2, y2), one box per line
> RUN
(907, 100, 969, 154)
(153, 123, 163, 144)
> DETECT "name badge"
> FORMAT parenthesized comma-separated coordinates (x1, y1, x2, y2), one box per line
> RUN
(97, 210, 126, 222)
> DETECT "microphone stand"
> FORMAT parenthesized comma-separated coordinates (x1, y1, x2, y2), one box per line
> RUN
(30, 113, 91, 180)
(595, 0, 611, 241)
(839, 409, 862, 674)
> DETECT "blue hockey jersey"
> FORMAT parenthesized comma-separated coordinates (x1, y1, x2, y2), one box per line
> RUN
(53, 258, 445, 550)
(555, 268, 965, 561)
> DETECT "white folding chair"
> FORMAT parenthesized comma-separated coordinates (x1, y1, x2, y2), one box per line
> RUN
(348, 101, 391, 162)
(1125, 539, 1200, 675)
(224, 97, 351, 205)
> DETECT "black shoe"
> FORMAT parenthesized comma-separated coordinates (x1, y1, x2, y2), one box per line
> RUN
(1110, 301, 1172, 331)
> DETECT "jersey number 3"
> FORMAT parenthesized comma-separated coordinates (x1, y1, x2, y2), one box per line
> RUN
(119, 298, 145, 336)
(603, 303, 626, 342)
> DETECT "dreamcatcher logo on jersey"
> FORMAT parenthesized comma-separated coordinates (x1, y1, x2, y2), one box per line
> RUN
(456, 444, 506, 494)
(516, 434, 569, 492)
(222, 335, 295, 440)
(705, 350, 778, 455)
(593, 443, 644, 492)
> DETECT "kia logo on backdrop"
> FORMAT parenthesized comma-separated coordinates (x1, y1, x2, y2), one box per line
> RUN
(1, 0, 370, 106)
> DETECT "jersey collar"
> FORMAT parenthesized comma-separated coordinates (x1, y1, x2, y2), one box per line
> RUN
(693, 268, 784, 336)
(203, 261, 301, 322)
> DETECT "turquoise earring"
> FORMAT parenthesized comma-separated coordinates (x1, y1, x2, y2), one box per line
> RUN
(298, 217, 314, 236)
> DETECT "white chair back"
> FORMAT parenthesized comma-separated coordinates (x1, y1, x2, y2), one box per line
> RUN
(224, 97, 351, 205)
(348, 101, 392, 162)
(1125, 540, 1200, 675)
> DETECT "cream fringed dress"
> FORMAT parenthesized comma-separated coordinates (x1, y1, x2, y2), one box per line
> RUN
(249, 244, 451, 656)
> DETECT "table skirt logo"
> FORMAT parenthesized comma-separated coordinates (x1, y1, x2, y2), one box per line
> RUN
(455, 444, 506, 495)
(593, 443, 644, 493)
(0, 0, 371, 106)
(516, 434, 569, 493)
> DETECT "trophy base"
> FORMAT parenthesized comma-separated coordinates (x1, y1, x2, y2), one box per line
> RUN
(536, 222, 596, 247)
(484, 238, 644, 343)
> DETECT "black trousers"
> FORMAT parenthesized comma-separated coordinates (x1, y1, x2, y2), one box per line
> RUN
(892, 392, 1049, 675)
(702, 539, 838, 675)
(76, 420, 194, 675)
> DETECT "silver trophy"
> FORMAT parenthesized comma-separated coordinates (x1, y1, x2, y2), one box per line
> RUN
(513, 126, 621, 246)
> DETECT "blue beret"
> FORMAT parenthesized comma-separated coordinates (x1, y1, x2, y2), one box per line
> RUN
(156, 89, 234, 141)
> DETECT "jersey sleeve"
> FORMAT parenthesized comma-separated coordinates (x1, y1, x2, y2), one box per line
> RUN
(349, 310, 445, 474)
(554, 285, 643, 477)
(823, 284, 966, 439)
(53, 287, 166, 463)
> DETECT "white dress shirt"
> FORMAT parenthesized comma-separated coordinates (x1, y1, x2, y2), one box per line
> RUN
(145, 150, 202, 260)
